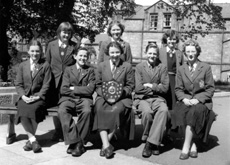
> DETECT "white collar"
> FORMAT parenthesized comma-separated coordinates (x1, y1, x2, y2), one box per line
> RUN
(58, 39, 68, 48)
(166, 46, 175, 54)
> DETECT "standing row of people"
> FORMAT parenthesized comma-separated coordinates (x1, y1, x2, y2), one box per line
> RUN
(14, 21, 215, 161)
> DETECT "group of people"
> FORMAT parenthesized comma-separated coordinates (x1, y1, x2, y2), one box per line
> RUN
(14, 20, 216, 161)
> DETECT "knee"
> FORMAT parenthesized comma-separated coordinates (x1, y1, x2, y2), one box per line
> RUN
(58, 102, 69, 114)
(81, 100, 92, 115)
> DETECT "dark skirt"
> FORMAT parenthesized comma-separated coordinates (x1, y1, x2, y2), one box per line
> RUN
(171, 102, 209, 139)
(165, 74, 176, 110)
(92, 97, 129, 134)
(15, 99, 47, 124)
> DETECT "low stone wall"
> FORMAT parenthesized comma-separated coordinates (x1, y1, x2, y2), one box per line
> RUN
(0, 87, 18, 124)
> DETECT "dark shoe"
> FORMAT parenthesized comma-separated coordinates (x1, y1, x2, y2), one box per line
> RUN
(67, 143, 76, 154)
(179, 153, 189, 160)
(104, 144, 114, 159)
(32, 141, 42, 153)
(6, 133, 16, 144)
(72, 141, 85, 157)
(142, 142, 152, 158)
(189, 151, 198, 158)
(51, 131, 64, 142)
(100, 148, 105, 157)
(152, 144, 160, 155)
(23, 141, 32, 151)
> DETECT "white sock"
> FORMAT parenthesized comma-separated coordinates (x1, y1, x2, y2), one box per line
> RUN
(29, 136, 36, 143)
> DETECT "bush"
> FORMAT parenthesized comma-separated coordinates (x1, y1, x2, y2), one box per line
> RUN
(214, 80, 230, 86)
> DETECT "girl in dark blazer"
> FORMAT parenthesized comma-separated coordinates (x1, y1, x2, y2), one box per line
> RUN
(171, 40, 215, 160)
(45, 22, 78, 141)
(98, 20, 132, 64)
(93, 42, 135, 159)
(159, 30, 183, 110)
(15, 39, 52, 153)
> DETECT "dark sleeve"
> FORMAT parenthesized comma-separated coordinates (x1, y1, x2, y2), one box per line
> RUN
(37, 62, 52, 100)
(98, 41, 106, 64)
(60, 67, 75, 97)
(193, 65, 215, 103)
(15, 63, 26, 98)
(95, 63, 103, 97)
(151, 65, 169, 94)
(175, 68, 192, 101)
(135, 64, 153, 95)
(123, 64, 135, 97)
(125, 43, 132, 64)
(45, 43, 51, 64)
(73, 68, 95, 96)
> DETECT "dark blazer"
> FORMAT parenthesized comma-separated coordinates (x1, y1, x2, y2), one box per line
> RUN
(96, 59, 134, 108)
(175, 60, 215, 110)
(159, 47, 184, 74)
(134, 60, 169, 100)
(98, 38, 132, 64)
(58, 64, 95, 104)
(45, 39, 76, 89)
(15, 59, 52, 101)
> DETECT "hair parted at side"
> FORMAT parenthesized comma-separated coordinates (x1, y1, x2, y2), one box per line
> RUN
(27, 39, 43, 51)
(73, 47, 90, 57)
(145, 43, 159, 56)
(161, 29, 180, 45)
(105, 41, 124, 55)
(56, 22, 74, 38)
(107, 20, 125, 37)
(182, 39, 202, 56)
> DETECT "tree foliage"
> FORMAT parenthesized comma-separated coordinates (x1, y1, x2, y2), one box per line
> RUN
(169, 0, 226, 39)
(6, 0, 136, 42)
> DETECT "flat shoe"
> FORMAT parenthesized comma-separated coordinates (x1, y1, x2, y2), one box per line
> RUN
(189, 151, 198, 158)
(32, 141, 42, 153)
(23, 141, 32, 151)
(104, 144, 114, 159)
(179, 153, 189, 160)
(100, 148, 105, 157)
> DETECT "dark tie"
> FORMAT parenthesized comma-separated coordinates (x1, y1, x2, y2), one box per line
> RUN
(190, 66, 194, 77)
(111, 64, 116, 77)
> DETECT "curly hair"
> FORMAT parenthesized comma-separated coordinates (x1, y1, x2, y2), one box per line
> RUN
(161, 29, 180, 45)
(73, 47, 90, 57)
(105, 41, 124, 56)
(107, 20, 125, 37)
(182, 39, 201, 56)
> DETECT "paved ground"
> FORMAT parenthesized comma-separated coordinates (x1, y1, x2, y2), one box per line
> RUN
(0, 93, 230, 165)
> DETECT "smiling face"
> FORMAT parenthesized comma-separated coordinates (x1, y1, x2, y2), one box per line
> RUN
(146, 47, 158, 65)
(110, 24, 122, 41)
(109, 46, 121, 64)
(74, 49, 88, 67)
(28, 45, 41, 63)
(167, 37, 177, 49)
(185, 45, 198, 64)
(59, 30, 71, 43)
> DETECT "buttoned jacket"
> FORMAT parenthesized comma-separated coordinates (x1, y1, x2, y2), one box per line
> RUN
(134, 60, 169, 100)
(175, 61, 215, 110)
(96, 59, 135, 108)
(58, 64, 95, 104)
(159, 47, 184, 74)
(98, 39, 132, 64)
(45, 39, 76, 89)
(15, 59, 52, 101)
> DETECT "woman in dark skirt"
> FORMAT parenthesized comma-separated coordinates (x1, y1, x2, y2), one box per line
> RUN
(171, 40, 215, 160)
(93, 41, 135, 159)
(15, 39, 52, 153)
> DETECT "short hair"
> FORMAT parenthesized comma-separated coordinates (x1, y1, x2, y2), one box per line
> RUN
(73, 47, 90, 57)
(105, 41, 124, 55)
(161, 30, 180, 45)
(182, 39, 202, 56)
(107, 20, 125, 37)
(145, 44, 159, 56)
(56, 22, 74, 38)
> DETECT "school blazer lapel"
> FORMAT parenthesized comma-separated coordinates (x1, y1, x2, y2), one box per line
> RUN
(71, 65, 80, 84)
(78, 67, 89, 83)
(104, 61, 113, 80)
(32, 61, 44, 80)
(113, 60, 125, 80)
(183, 64, 193, 83)
(192, 61, 203, 81)
(142, 62, 159, 82)
(24, 60, 32, 83)
(63, 44, 74, 64)
(52, 40, 62, 63)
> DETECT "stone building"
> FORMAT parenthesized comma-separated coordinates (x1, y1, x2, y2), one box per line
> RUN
(119, 0, 230, 81)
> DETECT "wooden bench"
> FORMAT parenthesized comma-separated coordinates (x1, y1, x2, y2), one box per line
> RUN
(0, 105, 59, 144)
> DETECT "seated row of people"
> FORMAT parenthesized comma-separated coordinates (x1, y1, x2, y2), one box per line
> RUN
(14, 22, 215, 161)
